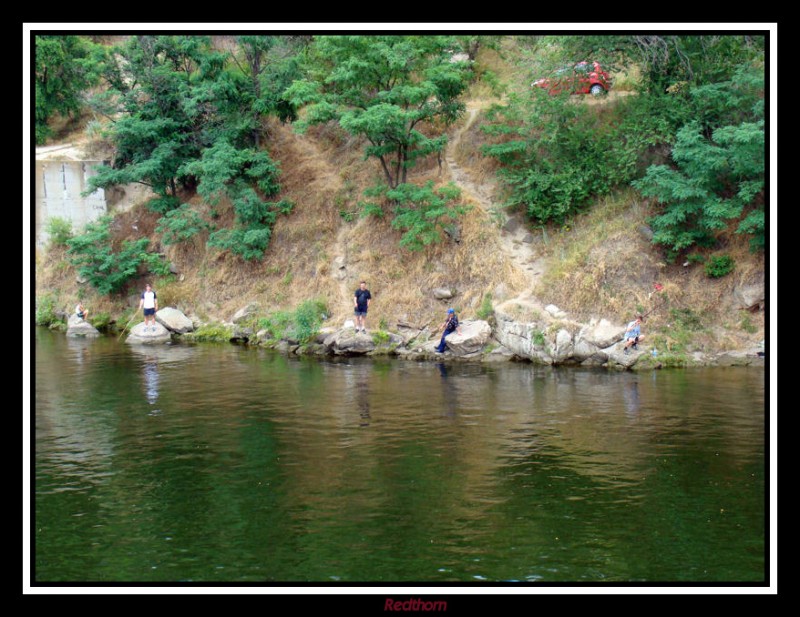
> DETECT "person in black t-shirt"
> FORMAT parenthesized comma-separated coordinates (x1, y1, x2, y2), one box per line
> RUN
(353, 281, 372, 333)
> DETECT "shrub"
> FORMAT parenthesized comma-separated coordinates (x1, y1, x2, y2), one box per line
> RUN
(35, 294, 61, 327)
(371, 330, 391, 345)
(155, 204, 209, 245)
(704, 255, 735, 279)
(362, 181, 469, 251)
(66, 215, 166, 295)
(477, 293, 494, 320)
(187, 323, 234, 342)
(257, 298, 329, 344)
(46, 217, 73, 247)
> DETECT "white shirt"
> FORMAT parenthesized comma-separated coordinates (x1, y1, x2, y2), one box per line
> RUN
(142, 290, 157, 309)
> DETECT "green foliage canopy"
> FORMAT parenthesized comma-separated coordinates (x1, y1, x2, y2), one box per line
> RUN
(66, 216, 169, 295)
(633, 63, 765, 256)
(286, 35, 470, 188)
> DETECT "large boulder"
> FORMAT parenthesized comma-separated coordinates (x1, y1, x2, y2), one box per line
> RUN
(323, 328, 376, 355)
(66, 314, 101, 338)
(432, 287, 455, 300)
(156, 307, 194, 333)
(550, 328, 575, 363)
(126, 322, 172, 345)
(442, 320, 492, 356)
(579, 318, 625, 349)
(733, 282, 765, 311)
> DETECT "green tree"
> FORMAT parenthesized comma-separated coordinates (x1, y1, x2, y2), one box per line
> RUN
(35, 35, 95, 143)
(66, 216, 169, 295)
(228, 35, 304, 146)
(482, 87, 679, 225)
(556, 34, 765, 94)
(286, 35, 470, 189)
(86, 36, 227, 200)
(632, 63, 765, 257)
(362, 181, 468, 252)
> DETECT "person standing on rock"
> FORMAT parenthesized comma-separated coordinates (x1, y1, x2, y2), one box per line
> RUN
(623, 315, 644, 353)
(139, 283, 158, 332)
(436, 308, 462, 353)
(353, 281, 372, 333)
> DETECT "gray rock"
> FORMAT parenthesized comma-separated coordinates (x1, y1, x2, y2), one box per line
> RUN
(551, 328, 574, 363)
(545, 304, 566, 319)
(482, 344, 517, 362)
(155, 307, 194, 333)
(442, 320, 492, 356)
(502, 217, 520, 233)
(126, 322, 172, 345)
(432, 288, 455, 300)
(231, 303, 259, 324)
(580, 318, 625, 349)
(713, 350, 765, 367)
(733, 282, 765, 311)
(638, 224, 654, 241)
(66, 314, 101, 338)
(324, 329, 377, 355)
(522, 233, 534, 243)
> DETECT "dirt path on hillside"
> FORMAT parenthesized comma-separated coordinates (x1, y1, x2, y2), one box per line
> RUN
(270, 123, 355, 315)
(445, 106, 548, 302)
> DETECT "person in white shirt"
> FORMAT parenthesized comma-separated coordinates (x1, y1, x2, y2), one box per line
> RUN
(75, 301, 88, 321)
(139, 284, 158, 331)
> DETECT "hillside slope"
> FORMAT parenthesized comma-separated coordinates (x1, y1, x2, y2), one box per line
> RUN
(34, 45, 765, 357)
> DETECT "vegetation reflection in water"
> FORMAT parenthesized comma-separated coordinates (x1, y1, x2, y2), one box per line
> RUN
(34, 330, 765, 583)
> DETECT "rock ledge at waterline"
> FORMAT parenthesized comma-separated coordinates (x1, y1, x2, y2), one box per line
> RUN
(116, 303, 765, 369)
(126, 322, 172, 345)
(66, 314, 101, 338)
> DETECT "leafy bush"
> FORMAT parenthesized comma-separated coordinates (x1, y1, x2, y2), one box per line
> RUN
(155, 204, 210, 245)
(187, 323, 234, 343)
(477, 293, 494, 320)
(482, 89, 682, 225)
(361, 181, 469, 251)
(36, 294, 62, 327)
(146, 194, 181, 214)
(704, 255, 735, 279)
(66, 216, 165, 295)
(371, 330, 391, 345)
(257, 298, 328, 343)
(89, 311, 112, 330)
(632, 63, 765, 258)
(208, 225, 273, 261)
(46, 217, 73, 247)
(292, 298, 328, 343)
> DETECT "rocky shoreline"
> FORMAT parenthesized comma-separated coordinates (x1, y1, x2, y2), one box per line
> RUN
(66, 300, 764, 371)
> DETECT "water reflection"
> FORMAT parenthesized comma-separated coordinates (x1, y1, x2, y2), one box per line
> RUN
(436, 362, 458, 417)
(34, 331, 766, 583)
(623, 376, 641, 418)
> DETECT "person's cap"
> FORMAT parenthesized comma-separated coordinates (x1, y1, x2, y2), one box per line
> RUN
(447, 308, 454, 313)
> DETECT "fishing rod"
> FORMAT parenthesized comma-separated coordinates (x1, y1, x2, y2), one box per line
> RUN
(117, 311, 139, 340)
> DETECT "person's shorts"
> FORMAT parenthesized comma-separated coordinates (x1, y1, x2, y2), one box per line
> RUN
(76, 312, 86, 320)
(627, 336, 639, 344)
(144, 308, 156, 316)
(354, 309, 367, 316)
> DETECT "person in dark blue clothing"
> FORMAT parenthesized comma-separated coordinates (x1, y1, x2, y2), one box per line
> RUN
(436, 308, 462, 353)
(353, 281, 372, 333)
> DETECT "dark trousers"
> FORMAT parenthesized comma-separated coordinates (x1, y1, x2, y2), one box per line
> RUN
(437, 329, 455, 353)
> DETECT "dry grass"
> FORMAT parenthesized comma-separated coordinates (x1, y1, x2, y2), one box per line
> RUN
(34, 39, 765, 355)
